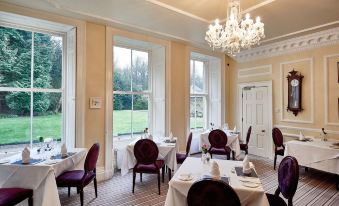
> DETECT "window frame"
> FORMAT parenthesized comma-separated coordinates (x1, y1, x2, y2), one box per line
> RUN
(0, 22, 70, 148)
(190, 58, 209, 131)
(113, 45, 153, 139)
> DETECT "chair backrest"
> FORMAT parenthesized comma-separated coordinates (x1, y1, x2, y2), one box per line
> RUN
(185, 132, 193, 156)
(84, 143, 100, 172)
(134, 139, 159, 165)
(277, 156, 299, 201)
(187, 179, 241, 206)
(208, 129, 227, 149)
(245, 126, 252, 144)
(272, 127, 284, 147)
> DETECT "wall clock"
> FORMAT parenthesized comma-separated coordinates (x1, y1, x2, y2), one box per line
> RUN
(287, 69, 303, 116)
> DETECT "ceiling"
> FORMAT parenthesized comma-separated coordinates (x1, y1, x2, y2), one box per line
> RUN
(1, 0, 339, 51)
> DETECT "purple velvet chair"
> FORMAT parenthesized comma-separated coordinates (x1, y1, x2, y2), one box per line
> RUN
(56, 143, 100, 206)
(266, 156, 299, 206)
(240, 126, 252, 155)
(133, 139, 167, 195)
(187, 179, 241, 206)
(208, 129, 231, 160)
(272, 128, 285, 170)
(0, 188, 33, 206)
(176, 132, 193, 164)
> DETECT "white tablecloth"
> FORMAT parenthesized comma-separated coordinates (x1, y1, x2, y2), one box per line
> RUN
(0, 148, 87, 206)
(284, 139, 339, 174)
(164, 157, 269, 206)
(121, 137, 178, 176)
(200, 130, 241, 159)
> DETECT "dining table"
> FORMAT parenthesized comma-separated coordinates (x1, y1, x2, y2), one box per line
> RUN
(284, 138, 339, 189)
(164, 157, 269, 206)
(200, 130, 241, 159)
(0, 147, 87, 206)
(120, 137, 178, 176)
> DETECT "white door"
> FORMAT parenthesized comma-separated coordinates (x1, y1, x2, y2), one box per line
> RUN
(242, 86, 269, 157)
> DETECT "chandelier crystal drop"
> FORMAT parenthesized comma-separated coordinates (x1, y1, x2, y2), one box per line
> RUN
(205, 0, 265, 55)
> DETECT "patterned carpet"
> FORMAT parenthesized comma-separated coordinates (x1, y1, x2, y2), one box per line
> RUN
(60, 154, 339, 206)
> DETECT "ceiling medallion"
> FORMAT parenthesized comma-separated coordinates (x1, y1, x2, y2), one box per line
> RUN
(205, 0, 265, 55)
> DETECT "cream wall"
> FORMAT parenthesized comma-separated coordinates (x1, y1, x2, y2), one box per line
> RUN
(228, 43, 339, 141)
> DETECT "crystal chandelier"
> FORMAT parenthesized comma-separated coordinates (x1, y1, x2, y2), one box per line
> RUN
(205, 0, 265, 55)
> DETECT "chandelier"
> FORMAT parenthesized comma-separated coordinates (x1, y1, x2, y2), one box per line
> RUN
(205, 0, 265, 55)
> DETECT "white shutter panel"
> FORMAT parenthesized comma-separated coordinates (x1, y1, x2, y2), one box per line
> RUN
(209, 59, 221, 128)
(151, 46, 166, 137)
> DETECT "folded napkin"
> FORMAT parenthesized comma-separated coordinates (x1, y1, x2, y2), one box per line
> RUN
(169, 132, 174, 141)
(61, 143, 68, 157)
(299, 131, 305, 141)
(233, 126, 237, 132)
(242, 155, 251, 175)
(22, 147, 30, 164)
(44, 137, 53, 143)
(209, 161, 221, 180)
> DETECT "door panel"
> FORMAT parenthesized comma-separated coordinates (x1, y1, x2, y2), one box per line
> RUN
(242, 87, 268, 157)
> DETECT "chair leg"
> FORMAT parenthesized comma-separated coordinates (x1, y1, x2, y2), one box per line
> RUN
(94, 177, 98, 198)
(162, 167, 165, 183)
(28, 196, 33, 206)
(157, 172, 161, 195)
(232, 151, 235, 160)
(132, 171, 136, 193)
(77, 187, 79, 194)
(79, 187, 84, 206)
(336, 174, 339, 191)
(227, 153, 230, 160)
(274, 154, 277, 170)
(288, 198, 293, 206)
(169, 169, 172, 180)
(68, 187, 70, 197)
(140, 173, 142, 182)
(245, 149, 248, 155)
(305, 167, 309, 172)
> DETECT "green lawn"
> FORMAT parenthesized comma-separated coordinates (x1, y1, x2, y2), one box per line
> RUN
(113, 110, 148, 136)
(0, 114, 61, 145)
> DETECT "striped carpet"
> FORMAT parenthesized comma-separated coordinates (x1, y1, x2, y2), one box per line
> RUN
(60, 154, 339, 206)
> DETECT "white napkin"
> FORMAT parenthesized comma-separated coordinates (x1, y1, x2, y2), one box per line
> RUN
(169, 132, 174, 141)
(299, 131, 305, 141)
(22, 147, 30, 164)
(233, 126, 237, 132)
(242, 155, 251, 174)
(148, 134, 153, 140)
(44, 137, 53, 143)
(61, 143, 68, 157)
(209, 161, 221, 179)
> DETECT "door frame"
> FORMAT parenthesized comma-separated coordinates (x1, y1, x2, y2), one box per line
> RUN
(237, 80, 273, 159)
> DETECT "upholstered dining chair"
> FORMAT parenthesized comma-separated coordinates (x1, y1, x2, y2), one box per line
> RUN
(208, 129, 231, 160)
(266, 156, 299, 206)
(133, 139, 167, 195)
(56, 143, 100, 206)
(272, 127, 285, 170)
(176, 132, 193, 164)
(240, 126, 252, 155)
(0, 188, 33, 206)
(187, 179, 241, 206)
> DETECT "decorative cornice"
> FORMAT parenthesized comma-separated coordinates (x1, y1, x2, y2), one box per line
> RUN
(234, 27, 339, 63)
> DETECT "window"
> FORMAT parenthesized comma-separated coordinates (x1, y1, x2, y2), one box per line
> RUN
(0, 26, 64, 147)
(190, 59, 207, 130)
(113, 46, 150, 139)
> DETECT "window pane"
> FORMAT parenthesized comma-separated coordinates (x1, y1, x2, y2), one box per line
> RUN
(190, 60, 194, 93)
(0, 91, 30, 145)
(132, 50, 148, 92)
(193, 61, 205, 93)
(32, 92, 62, 143)
(113, 47, 131, 91)
(0, 26, 32, 88)
(132, 94, 148, 135)
(33, 33, 62, 89)
(190, 97, 196, 129)
(195, 97, 205, 129)
(113, 94, 132, 137)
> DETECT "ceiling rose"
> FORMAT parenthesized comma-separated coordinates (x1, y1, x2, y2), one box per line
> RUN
(205, 0, 265, 55)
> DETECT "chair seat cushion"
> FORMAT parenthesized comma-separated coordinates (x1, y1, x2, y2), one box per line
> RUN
(240, 144, 248, 150)
(176, 153, 187, 164)
(210, 147, 231, 155)
(56, 170, 95, 187)
(276, 148, 285, 156)
(0, 188, 32, 205)
(266, 193, 287, 206)
(134, 160, 164, 173)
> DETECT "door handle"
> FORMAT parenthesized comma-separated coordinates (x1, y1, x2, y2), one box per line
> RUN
(261, 130, 266, 132)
